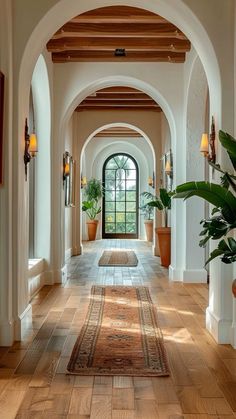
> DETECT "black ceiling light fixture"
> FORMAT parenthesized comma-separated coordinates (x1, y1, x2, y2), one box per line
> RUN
(114, 48, 126, 57)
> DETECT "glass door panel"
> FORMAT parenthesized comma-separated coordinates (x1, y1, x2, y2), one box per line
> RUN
(103, 154, 138, 238)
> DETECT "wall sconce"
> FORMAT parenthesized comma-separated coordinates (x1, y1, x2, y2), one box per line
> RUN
(165, 159, 173, 178)
(24, 118, 38, 181)
(63, 151, 70, 188)
(200, 116, 216, 164)
(148, 172, 155, 188)
(81, 175, 87, 189)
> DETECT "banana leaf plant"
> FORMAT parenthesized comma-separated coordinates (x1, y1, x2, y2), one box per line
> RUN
(173, 130, 236, 265)
(142, 188, 171, 227)
(82, 178, 103, 220)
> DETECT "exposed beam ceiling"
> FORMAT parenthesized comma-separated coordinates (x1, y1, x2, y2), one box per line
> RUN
(75, 87, 162, 112)
(94, 127, 143, 138)
(47, 6, 191, 63)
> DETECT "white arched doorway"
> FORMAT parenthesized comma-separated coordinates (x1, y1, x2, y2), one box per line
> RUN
(10, 0, 235, 348)
(77, 121, 158, 254)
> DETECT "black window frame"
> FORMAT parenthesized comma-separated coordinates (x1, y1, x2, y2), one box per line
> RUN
(102, 153, 139, 239)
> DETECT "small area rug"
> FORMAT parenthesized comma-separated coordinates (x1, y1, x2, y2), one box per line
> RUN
(67, 285, 169, 376)
(98, 250, 138, 266)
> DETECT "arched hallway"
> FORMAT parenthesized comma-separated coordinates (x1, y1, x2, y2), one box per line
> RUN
(1, 239, 235, 417)
(1, 0, 236, 415)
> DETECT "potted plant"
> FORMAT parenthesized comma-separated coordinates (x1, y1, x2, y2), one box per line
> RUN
(143, 189, 172, 267)
(82, 178, 103, 241)
(173, 130, 236, 296)
(140, 192, 154, 242)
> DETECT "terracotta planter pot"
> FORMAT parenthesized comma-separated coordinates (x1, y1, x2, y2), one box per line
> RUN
(86, 220, 99, 241)
(156, 227, 171, 267)
(144, 220, 153, 242)
(232, 279, 236, 298)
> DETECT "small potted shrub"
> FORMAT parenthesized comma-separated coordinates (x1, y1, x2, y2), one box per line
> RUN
(143, 189, 171, 267)
(82, 178, 103, 241)
(140, 192, 154, 242)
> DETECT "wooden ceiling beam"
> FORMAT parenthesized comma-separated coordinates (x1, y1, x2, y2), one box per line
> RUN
(48, 6, 190, 63)
(53, 23, 186, 40)
(94, 132, 141, 137)
(87, 93, 151, 100)
(52, 51, 186, 63)
(102, 128, 139, 132)
(47, 37, 191, 52)
(96, 87, 146, 93)
(81, 99, 157, 106)
(76, 106, 162, 112)
(71, 6, 167, 24)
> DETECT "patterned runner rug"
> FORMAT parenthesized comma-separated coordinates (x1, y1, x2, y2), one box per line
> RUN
(98, 250, 138, 266)
(67, 286, 170, 376)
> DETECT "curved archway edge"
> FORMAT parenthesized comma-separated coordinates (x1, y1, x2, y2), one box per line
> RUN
(18, 0, 221, 119)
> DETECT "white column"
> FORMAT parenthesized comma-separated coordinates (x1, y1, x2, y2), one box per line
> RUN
(170, 56, 208, 283)
(72, 114, 83, 255)
(1, 0, 32, 344)
(0, 0, 14, 345)
(51, 117, 67, 284)
(206, 259, 233, 343)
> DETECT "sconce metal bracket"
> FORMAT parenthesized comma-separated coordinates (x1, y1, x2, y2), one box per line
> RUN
(24, 118, 31, 181)
(208, 116, 216, 164)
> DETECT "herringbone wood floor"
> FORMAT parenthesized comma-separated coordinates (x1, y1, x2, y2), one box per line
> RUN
(0, 239, 235, 418)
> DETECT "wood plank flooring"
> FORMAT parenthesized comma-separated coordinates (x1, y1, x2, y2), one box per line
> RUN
(0, 239, 235, 419)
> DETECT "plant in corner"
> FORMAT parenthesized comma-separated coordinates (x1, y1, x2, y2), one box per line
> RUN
(82, 178, 103, 241)
(173, 130, 236, 297)
(143, 188, 172, 267)
(140, 192, 154, 242)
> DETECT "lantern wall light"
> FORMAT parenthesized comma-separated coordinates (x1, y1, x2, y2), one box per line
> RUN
(24, 118, 38, 181)
(63, 151, 70, 188)
(200, 116, 216, 164)
(148, 172, 155, 188)
(81, 175, 87, 189)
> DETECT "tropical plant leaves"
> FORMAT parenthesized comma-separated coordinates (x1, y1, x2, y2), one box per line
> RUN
(219, 130, 236, 170)
(160, 188, 171, 209)
(206, 238, 236, 265)
(173, 130, 236, 266)
(174, 181, 236, 224)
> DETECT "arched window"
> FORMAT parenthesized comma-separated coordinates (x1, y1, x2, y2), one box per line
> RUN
(102, 153, 138, 238)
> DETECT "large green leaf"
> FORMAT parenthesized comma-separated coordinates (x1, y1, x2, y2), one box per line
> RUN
(147, 200, 163, 210)
(160, 188, 171, 209)
(219, 130, 236, 170)
(174, 181, 236, 223)
(82, 201, 94, 211)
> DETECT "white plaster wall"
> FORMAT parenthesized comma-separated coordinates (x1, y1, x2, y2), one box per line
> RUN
(0, 0, 14, 345)
(181, 55, 208, 283)
(161, 113, 171, 156)
(32, 54, 52, 268)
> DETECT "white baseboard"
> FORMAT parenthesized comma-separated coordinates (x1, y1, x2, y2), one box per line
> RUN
(14, 304, 32, 341)
(72, 245, 82, 256)
(182, 269, 207, 283)
(206, 306, 232, 344)
(153, 244, 160, 257)
(54, 265, 68, 285)
(169, 266, 207, 283)
(169, 265, 183, 282)
(0, 319, 15, 346)
(231, 322, 236, 349)
(65, 248, 72, 260)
